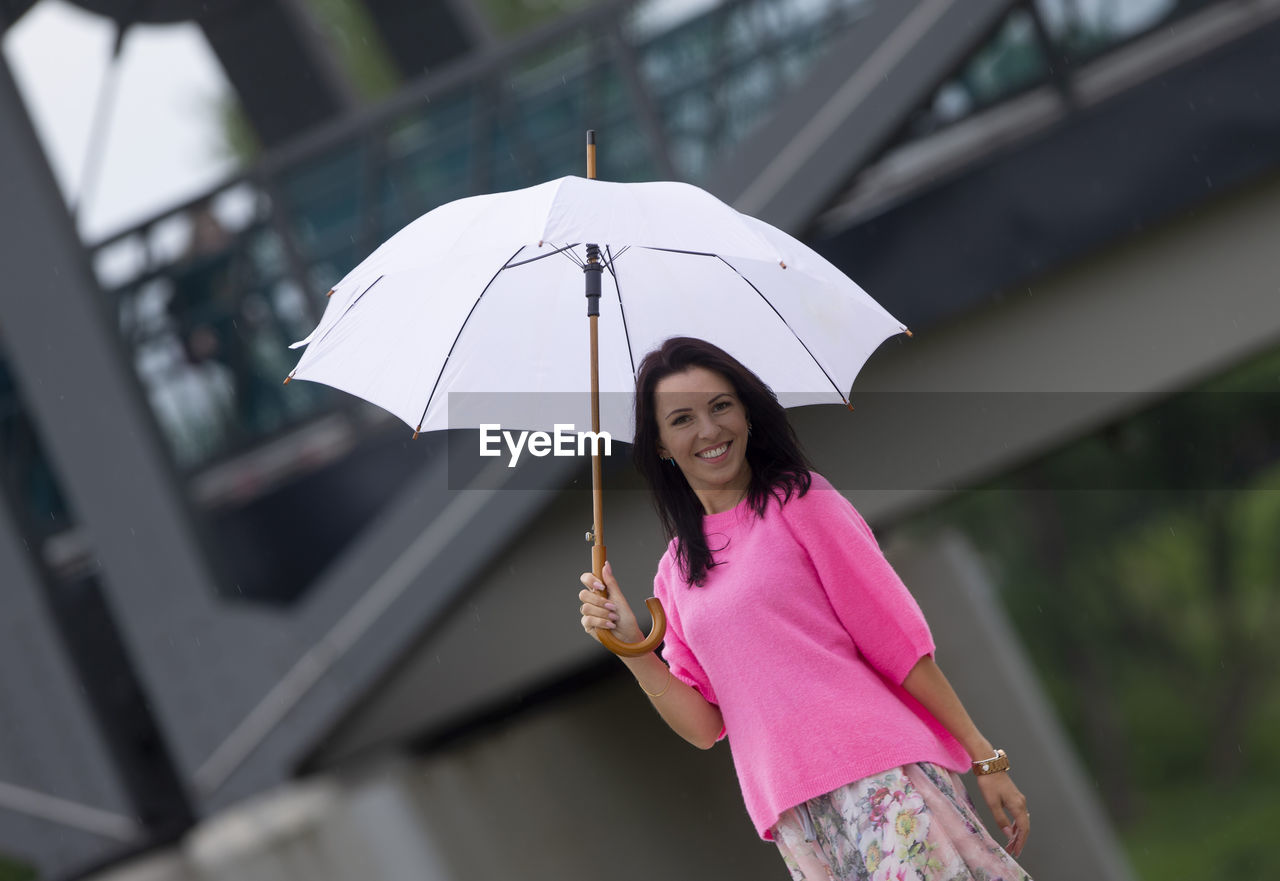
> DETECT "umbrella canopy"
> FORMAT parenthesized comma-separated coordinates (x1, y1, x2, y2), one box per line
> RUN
(287, 176, 907, 442)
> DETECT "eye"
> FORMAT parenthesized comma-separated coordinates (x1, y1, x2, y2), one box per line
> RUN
(713, 399, 733, 412)
(670, 414, 691, 426)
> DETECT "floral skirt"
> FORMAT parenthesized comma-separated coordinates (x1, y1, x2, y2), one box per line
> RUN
(771, 763, 1032, 881)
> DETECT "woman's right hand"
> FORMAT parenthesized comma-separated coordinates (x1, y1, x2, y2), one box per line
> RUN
(579, 561, 643, 645)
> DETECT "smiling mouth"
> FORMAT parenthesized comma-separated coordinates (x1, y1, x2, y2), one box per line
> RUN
(696, 442, 730, 459)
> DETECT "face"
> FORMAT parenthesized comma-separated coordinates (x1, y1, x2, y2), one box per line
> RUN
(653, 366, 752, 502)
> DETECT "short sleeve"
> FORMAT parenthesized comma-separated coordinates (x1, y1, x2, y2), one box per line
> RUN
(652, 554, 720, 707)
(781, 479, 935, 684)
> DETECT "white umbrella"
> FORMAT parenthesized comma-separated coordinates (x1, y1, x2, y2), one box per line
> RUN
(286, 137, 909, 656)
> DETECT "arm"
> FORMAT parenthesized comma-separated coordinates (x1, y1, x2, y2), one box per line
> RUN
(579, 563, 724, 750)
(901, 655, 1031, 857)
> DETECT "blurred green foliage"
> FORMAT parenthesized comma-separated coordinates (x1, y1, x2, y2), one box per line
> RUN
(477, 0, 593, 36)
(213, 0, 402, 163)
(0, 855, 36, 881)
(307, 0, 401, 100)
(907, 345, 1280, 879)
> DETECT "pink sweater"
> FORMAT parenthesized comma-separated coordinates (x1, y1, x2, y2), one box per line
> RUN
(653, 473, 969, 839)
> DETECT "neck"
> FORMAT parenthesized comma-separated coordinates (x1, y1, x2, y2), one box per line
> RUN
(697, 483, 750, 515)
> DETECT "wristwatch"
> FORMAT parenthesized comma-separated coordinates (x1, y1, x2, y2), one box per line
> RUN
(972, 748, 1011, 775)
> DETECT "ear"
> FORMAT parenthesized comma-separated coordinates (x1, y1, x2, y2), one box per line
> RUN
(656, 443, 670, 458)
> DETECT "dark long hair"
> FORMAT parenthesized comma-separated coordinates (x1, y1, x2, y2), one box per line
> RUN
(633, 337, 812, 585)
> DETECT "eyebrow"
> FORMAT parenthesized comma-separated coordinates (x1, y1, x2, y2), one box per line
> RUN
(663, 392, 732, 421)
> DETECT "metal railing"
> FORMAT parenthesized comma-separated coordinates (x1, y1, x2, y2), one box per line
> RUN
(894, 0, 1223, 142)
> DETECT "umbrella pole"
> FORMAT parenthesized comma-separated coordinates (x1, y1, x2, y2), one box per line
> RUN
(588, 286, 606, 579)
(585, 131, 665, 658)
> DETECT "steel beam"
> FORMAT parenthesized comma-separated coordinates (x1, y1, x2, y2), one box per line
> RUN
(706, 0, 1017, 234)
(199, 0, 359, 148)
(0, 51, 222, 784)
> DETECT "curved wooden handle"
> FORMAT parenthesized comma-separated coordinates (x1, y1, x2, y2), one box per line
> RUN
(591, 544, 666, 657)
(595, 596, 666, 658)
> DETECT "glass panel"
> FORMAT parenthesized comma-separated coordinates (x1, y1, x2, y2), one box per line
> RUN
(897, 7, 1052, 142)
(892, 0, 1232, 146)
(1034, 0, 1221, 67)
(636, 0, 876, 178)
(110, 201, 335, 469)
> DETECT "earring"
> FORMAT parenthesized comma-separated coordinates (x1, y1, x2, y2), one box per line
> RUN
(662, 456, 676, 466)
(747, 422, 753, 436)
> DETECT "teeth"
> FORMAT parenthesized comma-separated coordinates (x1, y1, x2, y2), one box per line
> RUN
(697, 444, 728, 459)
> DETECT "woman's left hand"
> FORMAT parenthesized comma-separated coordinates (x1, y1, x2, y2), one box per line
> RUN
(974, 771, 1030, 858)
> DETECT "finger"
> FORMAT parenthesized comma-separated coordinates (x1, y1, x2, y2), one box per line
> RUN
(579, 572, 614, 600)
(579, 600, 618, 625)
(580, 613, 617, 633)
(986, 797, 1010, 834)
(986, 798, 1013, 846)
(1011, 805, 1030, 857)
(578, 588, 614, 611)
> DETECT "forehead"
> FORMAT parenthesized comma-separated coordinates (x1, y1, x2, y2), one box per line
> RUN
(653, 366, 735, 399)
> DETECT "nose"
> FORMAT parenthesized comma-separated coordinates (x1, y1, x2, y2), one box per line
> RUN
(694, 413, 718, 440)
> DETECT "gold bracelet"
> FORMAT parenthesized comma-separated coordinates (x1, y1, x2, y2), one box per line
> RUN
(972, 748, 1011, 775)
(641, 668, 672, 698)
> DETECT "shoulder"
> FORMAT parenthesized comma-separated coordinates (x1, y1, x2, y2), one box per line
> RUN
(774, 471, 851, 517)
(773, 472, 875, 540)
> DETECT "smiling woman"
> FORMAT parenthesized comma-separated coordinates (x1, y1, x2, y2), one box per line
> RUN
(576, 337, 1036, 881)
(653, 367, 753, 515)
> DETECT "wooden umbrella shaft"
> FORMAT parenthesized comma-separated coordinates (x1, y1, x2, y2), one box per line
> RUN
(584, 131, 665, 658)
(589, 309, 605, 576)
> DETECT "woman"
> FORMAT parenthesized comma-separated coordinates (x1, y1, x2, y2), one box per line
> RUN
(578, 337, 1033, 881)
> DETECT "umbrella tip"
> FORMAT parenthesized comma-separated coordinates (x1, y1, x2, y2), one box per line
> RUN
(283, 375, 292, 385)
(904, 328, 914, 338)
(413, 424, 421, 440)
(326, 289, 334, 298)
(846, 400, 854, 412)
(779, 260, 787, 269)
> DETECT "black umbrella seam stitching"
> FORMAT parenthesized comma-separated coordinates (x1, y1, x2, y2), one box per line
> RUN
(713, 255, 848, 405)
(414, 246, 526, 432)
(309, 275, 385, 352)
(604, 245, 638, 384)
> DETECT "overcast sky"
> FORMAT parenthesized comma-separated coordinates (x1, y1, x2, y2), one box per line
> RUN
(3, 0, 237, 242)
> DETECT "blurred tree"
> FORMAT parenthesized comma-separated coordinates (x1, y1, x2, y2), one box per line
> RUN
(0, 854, 36, 881)
(904, 345, 1280, 876)
(212, 0, 401, 163)
(478, 0, 592, 36)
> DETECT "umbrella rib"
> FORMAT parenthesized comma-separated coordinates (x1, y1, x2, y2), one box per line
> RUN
(504, 242, 582, 269)
(555, 242, 586, 269)
(413, 246, 526, 434)
(640, 245, 720, 258)
(714, 255, 849, 405)
(310, 275, 385, 351)
(604, 246, 638, 382)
